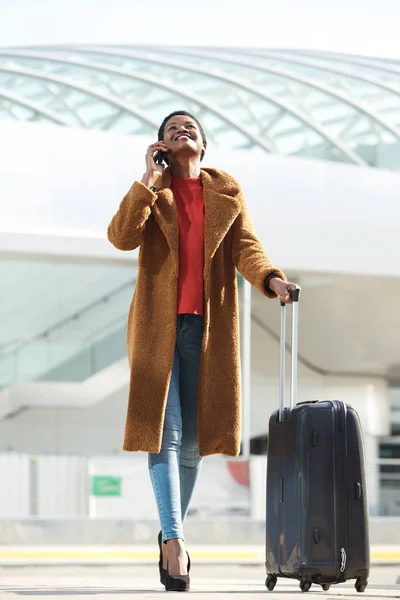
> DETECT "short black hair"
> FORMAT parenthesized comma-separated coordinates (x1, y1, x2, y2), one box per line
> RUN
(158, 110, 207, 161)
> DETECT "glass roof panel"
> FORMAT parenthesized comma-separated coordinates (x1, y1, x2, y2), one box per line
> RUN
(0, 46, 399, 170)
(0, 101, 34, 120)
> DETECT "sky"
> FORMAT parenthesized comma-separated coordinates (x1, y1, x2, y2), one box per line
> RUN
(1, 0, 400, 59)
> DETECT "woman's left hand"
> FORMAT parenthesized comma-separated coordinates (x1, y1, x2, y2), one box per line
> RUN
(269, 279, 299, 304)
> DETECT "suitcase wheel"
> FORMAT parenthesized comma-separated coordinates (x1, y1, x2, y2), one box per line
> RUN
(300, 580, 312, 593)
(265, 575, 277, 591)
(355, 578, 368, 593)
(321, 584, 331, 591)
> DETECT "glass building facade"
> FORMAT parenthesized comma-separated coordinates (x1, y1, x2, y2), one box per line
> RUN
(1, 45, 400, 169)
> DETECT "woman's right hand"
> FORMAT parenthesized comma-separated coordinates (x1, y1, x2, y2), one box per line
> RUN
(141, 142, 169, 188)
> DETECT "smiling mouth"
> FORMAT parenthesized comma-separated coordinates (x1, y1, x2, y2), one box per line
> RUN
(175, 134, 192, 141)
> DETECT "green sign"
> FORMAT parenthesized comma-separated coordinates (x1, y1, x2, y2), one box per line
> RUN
(91, 475, 122, 497)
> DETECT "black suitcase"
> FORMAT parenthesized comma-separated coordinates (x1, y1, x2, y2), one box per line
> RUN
(265, 289, 370, 593)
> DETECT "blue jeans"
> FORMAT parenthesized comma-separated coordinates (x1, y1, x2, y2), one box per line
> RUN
(148, 314, 204, 543)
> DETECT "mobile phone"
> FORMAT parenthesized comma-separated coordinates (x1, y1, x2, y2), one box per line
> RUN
(154, 151, 166, 165)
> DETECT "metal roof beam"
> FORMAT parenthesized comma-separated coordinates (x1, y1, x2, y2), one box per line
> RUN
(0, 58, 276, 154)
(140, 46, 400, 143)
(19, 46, 363, 164)
(0, 65, 159, 131)
(0, 87, 70, 125)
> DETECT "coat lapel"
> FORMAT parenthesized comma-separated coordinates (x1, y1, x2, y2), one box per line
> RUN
(151, 169, 179, 273)
(201, 168, 241, 274)
(151, 167, 241, 276)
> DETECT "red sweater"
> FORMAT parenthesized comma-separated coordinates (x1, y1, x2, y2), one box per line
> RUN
(171, 176, 204, 315)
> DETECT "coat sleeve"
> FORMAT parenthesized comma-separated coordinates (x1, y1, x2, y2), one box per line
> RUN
(231, 192, 286, 298)
(107, 181, 157, 251)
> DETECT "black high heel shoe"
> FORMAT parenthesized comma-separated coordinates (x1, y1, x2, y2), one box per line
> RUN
(158, 531, 167, 585)
(165, 551, 191, 592)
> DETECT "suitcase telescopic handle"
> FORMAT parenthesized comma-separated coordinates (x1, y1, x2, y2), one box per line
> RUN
(279, 287, 300, 421)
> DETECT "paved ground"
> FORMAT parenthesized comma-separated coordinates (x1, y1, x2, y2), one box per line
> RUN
(0, 564, 398, 599)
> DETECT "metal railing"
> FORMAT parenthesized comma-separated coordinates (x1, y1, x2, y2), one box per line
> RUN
(374, 458, 400, 516)
(0, 453, 399, 519)
(0, 279, 135, 388)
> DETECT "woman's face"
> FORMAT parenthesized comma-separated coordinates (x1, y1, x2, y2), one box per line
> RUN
(163, 115, 205, 161)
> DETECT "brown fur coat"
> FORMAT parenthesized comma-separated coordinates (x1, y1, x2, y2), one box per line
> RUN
(107, 168, 285, 457)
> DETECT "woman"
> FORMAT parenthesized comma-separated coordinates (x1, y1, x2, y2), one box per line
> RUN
(107, 111, 296, 592)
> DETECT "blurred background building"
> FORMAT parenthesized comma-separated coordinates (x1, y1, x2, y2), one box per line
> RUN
(0, 45, 399, 532)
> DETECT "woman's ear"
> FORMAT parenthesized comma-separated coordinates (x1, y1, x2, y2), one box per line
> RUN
(200, 145, 206, 161)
